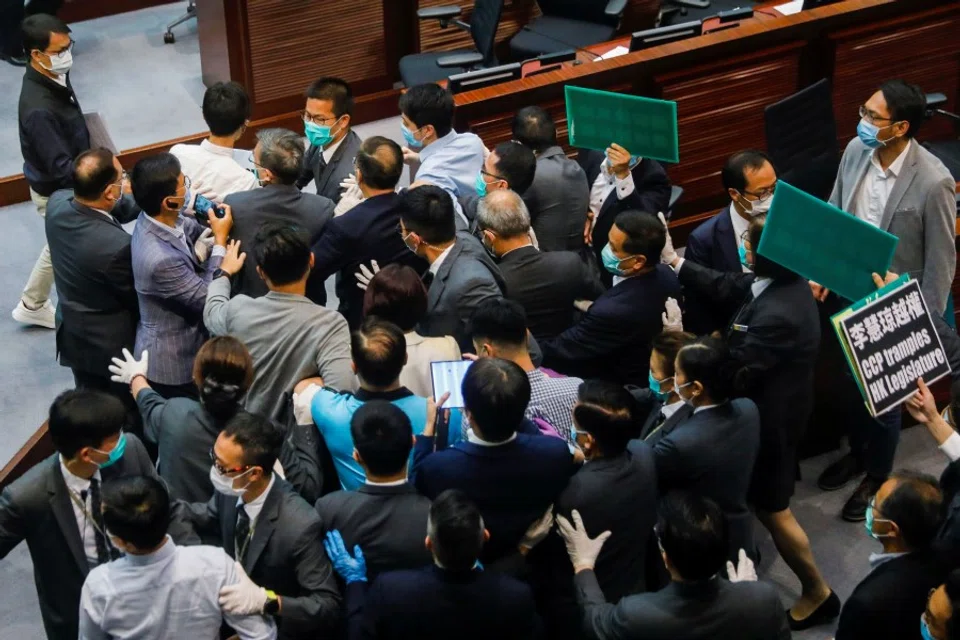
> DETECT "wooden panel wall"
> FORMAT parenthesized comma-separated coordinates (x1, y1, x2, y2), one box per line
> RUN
(417, 0, 540, 55)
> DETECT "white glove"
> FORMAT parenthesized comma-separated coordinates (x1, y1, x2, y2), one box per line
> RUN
(725, 548, 757, 582)
(662, 297, 683, 332)
(339, 173, 358, 190)
(556, 509, 611, 573)
(219, 561, 268, 615)
(574, 299, 594, 313)
(519, 504, 554, 553)
(354, 260, 380, 291)
(658, 212, 678, 265)
(334, 183, 364, 217)
(108, 348, 149, 384)
(194, 228, 215, 263)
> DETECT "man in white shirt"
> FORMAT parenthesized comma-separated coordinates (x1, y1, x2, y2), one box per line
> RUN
(79, 475, 276, 640)
(170, 82, 259, 200)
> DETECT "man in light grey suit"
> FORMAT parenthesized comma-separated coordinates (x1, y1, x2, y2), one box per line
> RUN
(399, 185, 505, 353)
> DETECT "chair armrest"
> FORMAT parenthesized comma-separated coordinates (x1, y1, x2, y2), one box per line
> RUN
(437, 52, 484, 69)
(604, 0, 628, 18)
(417, 5, 461, 20)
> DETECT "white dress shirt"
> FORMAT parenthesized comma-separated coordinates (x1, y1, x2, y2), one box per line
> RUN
(429, 244, 455, 276)
(750, 277, 774, 300)
(853, 140, 912, 228)
(465, 429, 517, 446)
(940, 430, 960, 462)
(728, 203, 752, 273)
(660, 400, 685, 420)
(588, 160, 638, 219)
(59, 456, 103, 567)
(237, 474, 276, 527)
(170, 139, 260, 200)
(142, 213, 226, 259)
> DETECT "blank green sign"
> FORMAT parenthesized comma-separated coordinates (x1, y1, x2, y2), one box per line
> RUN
(565, 85, 679, 163)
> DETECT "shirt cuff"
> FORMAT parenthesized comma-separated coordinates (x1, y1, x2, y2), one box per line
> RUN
(673, 257, 685, 273)
(615, 172, 635, 199)
(940, 431, 960, 462)
(211, 245, 227, 258)
(293, 384, 322, 425)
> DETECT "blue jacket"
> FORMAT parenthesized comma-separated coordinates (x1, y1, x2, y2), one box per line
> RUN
(683, 207, 742, 334)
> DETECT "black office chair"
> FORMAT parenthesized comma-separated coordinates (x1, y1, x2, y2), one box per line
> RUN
(398, 0, 504, 87)
(923, 92, 960, 211)
(764, 78, 839, 201)
(163, 0, 196, 44)
(508, 0, 628, 61)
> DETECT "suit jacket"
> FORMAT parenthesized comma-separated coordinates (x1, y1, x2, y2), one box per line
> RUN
(223, 183, 334, 305)
(653, 399, 761, 560)
(345, 565, 541, 640)
(500, 245, 605, 341)
(683, 206, 743, 333)
(45, 191, 141, 376)
(297, 129, 363, 203)
(315, 483, 431, 582)
(419, 233, 506, 353)
(575, 571, 790, 640)
(0, 435, 192, 640)
(186, 477, 341, 640)
(311, 192, 428, 328)
(130, 212, 223, 385)
(523, 146, 591, 252)
(542, 265, 681, 387)
(829, 137, 956, 315)
(631, 388, 695, 445)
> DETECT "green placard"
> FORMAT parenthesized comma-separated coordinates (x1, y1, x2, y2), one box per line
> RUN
(757, 180, 898, 302)
(564, 85, 679, 163)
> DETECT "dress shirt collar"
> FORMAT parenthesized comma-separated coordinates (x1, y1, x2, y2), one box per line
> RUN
(364, 478, 408, 487)
(355, 387, 415, 402)
(868, 550, 909, 569)
(751, 277, 773, 300)
(661, 400, 685, 420)
(90, 206, 115, 221)
(143, 212, 186, 239)
(200, 138, 236, 157)
(466, 428, 517, 447)
(869, 139, 912, 177)
(693, 403, 721, 414)
(429, 243, 455, 275)
(499, 243, 535, 260)
(237, 473, 276, 525)
(59, 455, 100, 492)
(419, 130, 457, 162)
(321, 133, 346, 164)
(264, 290, 313, 304)
(729, 203, 751, 243)
(122, 536, 176, 566)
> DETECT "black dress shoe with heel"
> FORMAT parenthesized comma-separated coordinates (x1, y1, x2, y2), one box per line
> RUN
(787, 591, 841, 631)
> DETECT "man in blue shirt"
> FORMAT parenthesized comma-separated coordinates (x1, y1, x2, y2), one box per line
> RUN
(298, 317, 460, 490)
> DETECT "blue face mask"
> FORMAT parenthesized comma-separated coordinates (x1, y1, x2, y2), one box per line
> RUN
(649, 371, 672, 402)
(921, 614, 936, 640)
(93, 433, 126, 468)
(304, 120, 336, 148)
(864, 499, 893, 540)
(601, 243, 636, 276)
(475, 171, 489, 198)
(857, 118, 895, 150)
(738, 243, 751, 270)
(401, 123, 424, 149)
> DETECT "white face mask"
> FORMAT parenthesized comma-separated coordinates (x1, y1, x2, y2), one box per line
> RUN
(209, 465, 253, 497)
(40, 49, 73, 75)
(739, 192, 772, 217)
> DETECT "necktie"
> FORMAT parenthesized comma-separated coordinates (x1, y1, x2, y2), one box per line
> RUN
(235, 506, 252, 562)
(88, 478, 120, 563)
(317, 151, 327, 175)
(421, 270, 435, 289)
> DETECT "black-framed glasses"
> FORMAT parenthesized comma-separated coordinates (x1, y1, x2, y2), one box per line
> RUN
(110, 170, 129, 191)
(741, 183, 776, 200)
(42, 38, 75, 56)
(859, 105, 894, 125)
(300, 110, 340, 126)
(480, 168, 506, 183)
(209, 448, 251, 475)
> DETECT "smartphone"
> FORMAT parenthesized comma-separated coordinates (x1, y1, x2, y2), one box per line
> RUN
(193, 194, 224, 225)
(430, 360, 473, 409)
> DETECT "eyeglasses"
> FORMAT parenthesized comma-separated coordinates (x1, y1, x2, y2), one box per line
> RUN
(741, 184, 776, 200)
(859, 105, 894, 125)
(480, 168, 506, 183)
(110, 170, 129, 191)
(209, 448, 251, 475)
(42, 39, 75, 56)
(300, 110, 340, 126)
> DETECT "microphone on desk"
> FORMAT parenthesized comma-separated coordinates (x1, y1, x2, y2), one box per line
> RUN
(520, 25, 601, 66)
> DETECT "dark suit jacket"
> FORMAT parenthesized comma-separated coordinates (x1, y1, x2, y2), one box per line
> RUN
(0, 435, 192, 640)
(631, 388, 695, 445)
(46, 191, 141, 376)
(223, 183, 335, 305)
(315, 482, 432, 582)
(653, 399, 761, 560)
(500, 245, 604, 341)
(575, 571, 790, 640)
(297, 129, 363, 203)
(523, 146, 591, 252)
(311, 192, 428, 328)
(542, 265, 681, 387)
(556, 441, 657, 602)
(346, 565, 542, 640)
(683, 207, 743, 333)
(186, 477, 341, 639)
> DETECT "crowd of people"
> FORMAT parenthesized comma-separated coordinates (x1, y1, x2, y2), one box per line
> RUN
(2, 12, 960, 640)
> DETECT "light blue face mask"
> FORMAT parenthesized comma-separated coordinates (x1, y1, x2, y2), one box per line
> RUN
(601, 243, 637, 276)
(857, 118, 896, 150)
(649, 371, 672, 402)
(738, 243, 751, 270)
(401, 123, 424, 149)
(864, 498, 894, 540)
(475, 170, 489, 198)
(93, 432, 126, 469)
(921, 614, 936, 640)
(305, 120, 335, 147)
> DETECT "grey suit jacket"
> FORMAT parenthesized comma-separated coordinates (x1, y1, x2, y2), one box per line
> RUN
(296, 129, 363, 203)
(522, 146, 591, 252)
(829, 137, 956, 314)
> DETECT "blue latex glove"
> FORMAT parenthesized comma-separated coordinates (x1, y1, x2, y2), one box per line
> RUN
(323, 530, 367, 583)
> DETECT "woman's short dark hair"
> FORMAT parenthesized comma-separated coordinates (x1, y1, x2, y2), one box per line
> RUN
(675, 336, 737, 402)
(193, 336, 254, 422)
(362, 264, 428, 332)
(651, 331, 697, 377)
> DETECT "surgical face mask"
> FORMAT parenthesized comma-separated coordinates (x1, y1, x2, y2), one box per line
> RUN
(601, 243, 636, 276)
(91, 433, 126, 469)
(401, 122, 424, 149)
(304, 118, 340, 148)
(921, 614, 936, 640)
(864, 498, 894, 540)
(475, 171, 490, 198)
(402, 230, 419, 255)
(738, 192, 772, 216)
(857, 118, 897, 150)
(675, 381, 697, 407)
(209, 465, 254, 497)
(39, 48, 73, 75)
(649, 371, 672, 402)
(479, 230, 497, 259)
(738, 243, 751, 270)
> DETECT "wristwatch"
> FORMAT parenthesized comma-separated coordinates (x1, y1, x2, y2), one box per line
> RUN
(213, 268, 230, 280)
(263, 590, 280, 615)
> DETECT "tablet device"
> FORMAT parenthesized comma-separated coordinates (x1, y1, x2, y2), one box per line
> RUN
(430, 360, 473, 409)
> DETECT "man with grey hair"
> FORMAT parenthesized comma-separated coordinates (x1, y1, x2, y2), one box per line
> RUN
(223, 127, 335, 304)
(477, 189, 603, 340)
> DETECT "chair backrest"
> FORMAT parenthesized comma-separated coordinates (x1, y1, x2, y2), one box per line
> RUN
(536, 0, 617, 26)
(470, 0, 506, 66)
(764, 78, 839, 200)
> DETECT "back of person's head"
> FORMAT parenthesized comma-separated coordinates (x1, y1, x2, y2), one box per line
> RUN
(476, 189, 531, 239)
(721, 149, 774, 193)
(101, 475, 170, 551)
(350, 400, 414, 477)
(306, 77, 354, 118)
(193, 336, 254, 423)
(351, 317, 407, 389)
(747, 214, 795, 280)
(879, 470, 943, 549)
(512, 106, 557, 154)
(400, 185, 456, 245)
(650, 330, 697, 378)
(491, 141, 536, 194)
(73, 148, 120, 201)
(399, 83, 454, 138)
(131, 153, 181, 216)
(675, 336, 736, 403)
(253, 222, 312, 286)
(202, 82, 250, 137)
(462, 357, 530, 442)
(945, 570, 960, 640)
(21, 14, 69, 54)
(49, 389, 127, 460)
(222, 411, 284, 472)
(879, 79, 925, 139)
(356, 136, 403, 190)
(427, 489, 486, 571)
(256, 128, 304, 185)
(362, 264, 427, 333)
(469, 298, 527, 354)
(657, 491, 728, 581)
(613, 210, 665, 268)
(573, 380, 638, 457)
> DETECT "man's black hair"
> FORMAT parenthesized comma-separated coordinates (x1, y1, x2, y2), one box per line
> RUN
(131, 153, 181, 216)
(350, 400, 414, 477)
(399, 83, 454, 138)
(351, 317, 407, 389)
(101, 475, 170, 550)
(428, 489, 485, 571)
(253, 222, 312, 286)
(462, 358, 530, 442)
(400, 185, 456, 245)
(222, 411, 284, 471)
(202, 82, 250, 136)
(48, 389, 127, 459)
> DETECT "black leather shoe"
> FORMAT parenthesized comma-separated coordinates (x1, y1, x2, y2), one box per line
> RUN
(842, 476, 885, 522)
(787, 591, 841, 631)
(817, 453, 864, 491)
(0, 53, 27, 67)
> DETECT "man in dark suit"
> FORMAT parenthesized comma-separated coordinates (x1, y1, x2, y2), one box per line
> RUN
(326, 489, 542, 640)
(476, 189, 604, 341)
(458, 140, 537, 226)
(312, 136, 427, 328)
(633, 331, 696, 445)
(315, 401, 432, 581)
(513, 106, 591, 252)
(225, 128, 334, 305)
(577, 144, 671, 287)
(400, 185, 505, 352)
(836, 471, 952, 640)
(0, 390, 193, 640)
(296, 77, 362, 203)
(187, 412, 341, 640)
(542, 210, 681, 387)
(558, 491, 790, 640)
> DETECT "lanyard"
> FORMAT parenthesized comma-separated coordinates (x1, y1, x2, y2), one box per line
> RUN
(66, 486, 116, 553)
